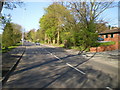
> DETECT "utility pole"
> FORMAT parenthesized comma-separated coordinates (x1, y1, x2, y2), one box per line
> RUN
(118, 1, 120, 28)
(22, 29, 25, 46)
(22, 8, 26, 46)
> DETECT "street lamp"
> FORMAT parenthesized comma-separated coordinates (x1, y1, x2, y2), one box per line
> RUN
(118, 1, 120, 28)
(22, 8, 26, 46)
(22, 28, 25, 46)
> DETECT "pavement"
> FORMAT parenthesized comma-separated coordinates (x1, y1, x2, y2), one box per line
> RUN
(2, 46, 26, 77)
(2, 42, 119, 89)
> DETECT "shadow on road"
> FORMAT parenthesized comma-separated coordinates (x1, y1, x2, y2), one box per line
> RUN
(3, 45, 119, 88)
(11, 51, 85, 76)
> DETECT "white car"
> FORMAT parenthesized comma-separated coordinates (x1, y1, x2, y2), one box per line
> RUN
(36, 43, 40, 45)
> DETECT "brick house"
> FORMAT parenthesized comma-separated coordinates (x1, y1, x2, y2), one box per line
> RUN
(98, 28, 120, 42)
(90, 28, 120, 52)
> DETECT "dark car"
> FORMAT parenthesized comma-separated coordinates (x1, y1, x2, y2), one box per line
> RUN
(97, 37, 104, 41)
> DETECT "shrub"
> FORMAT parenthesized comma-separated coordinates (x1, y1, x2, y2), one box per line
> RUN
(99, 41, 115, 46)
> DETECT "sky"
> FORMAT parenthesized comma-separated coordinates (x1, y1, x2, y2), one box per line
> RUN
(1, 1, 119, 33)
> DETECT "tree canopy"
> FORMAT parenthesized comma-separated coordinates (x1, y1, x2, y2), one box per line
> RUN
(2, 23, 22, 48)
(25, 1, 115, 52)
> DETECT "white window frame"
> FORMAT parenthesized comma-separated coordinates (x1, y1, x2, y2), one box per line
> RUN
(110, 34, 114, 38)
(104, 34, 108, 38)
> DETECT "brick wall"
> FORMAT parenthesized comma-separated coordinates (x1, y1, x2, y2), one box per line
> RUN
(90, 42, 120, 52)
(92, 33, 120, 52)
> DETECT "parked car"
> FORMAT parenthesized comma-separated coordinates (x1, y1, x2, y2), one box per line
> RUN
(36, 42, 40, 45)
(97, 37, 104, 41)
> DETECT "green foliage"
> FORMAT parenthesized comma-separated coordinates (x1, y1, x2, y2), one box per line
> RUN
(25, 2, 113, 52)
(26, 29, 36, 42)
(2, 23, 22, 48)
(91, 41, 115, 47)
(99, 41, 115, 46)
(39, 3, 73, 44)
(37, 2, 99, 49)
(0, 34, 2, 43)
(1, 42, 21, 53)
(2, 23, 14, 48)
(11, 23, 22, 44)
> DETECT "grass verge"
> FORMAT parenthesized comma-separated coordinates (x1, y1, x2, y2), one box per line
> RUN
(99, 41, 115, 46)
(1, 42, 22, 53)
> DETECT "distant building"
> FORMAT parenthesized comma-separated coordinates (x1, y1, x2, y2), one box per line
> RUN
(98, 28, 120, 42)
(90, 28, 120, 52)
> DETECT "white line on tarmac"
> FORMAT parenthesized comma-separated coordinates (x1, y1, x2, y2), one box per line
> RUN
(43, 47, 86, 75)
(44, 49, 61, 60)
(66, 63, 86, 75)
(106, 87, 113, 90)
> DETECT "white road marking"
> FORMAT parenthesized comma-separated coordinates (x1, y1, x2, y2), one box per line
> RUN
(66, 63, 86, 75)
(106, 87, 113, 90)
(44, 49, 61, 60)
(43, 48, 86, 74)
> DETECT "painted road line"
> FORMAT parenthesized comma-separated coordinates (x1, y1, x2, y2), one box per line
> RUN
(43, 47, 86, 74)
(66, 63, 86, 75)
(106, 87, 113, 90)
(44, 49, 61, 60)
(53, 55, 61, 60)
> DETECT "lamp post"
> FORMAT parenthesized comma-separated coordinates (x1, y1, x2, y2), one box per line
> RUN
(22, 8, 26, 46)
(22, 28, 25, 46)
(118, 1, 120, 28)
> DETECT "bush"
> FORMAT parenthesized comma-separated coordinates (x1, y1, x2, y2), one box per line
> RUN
(91, 42, 100, 47)
(91, 41, 115, 47)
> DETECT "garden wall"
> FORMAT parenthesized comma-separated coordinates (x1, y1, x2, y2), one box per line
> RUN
(90, 42, 119, 52)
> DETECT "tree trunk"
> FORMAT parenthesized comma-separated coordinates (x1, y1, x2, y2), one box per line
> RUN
(57, 30, 60, 45)
(45, 33, 47, 43)
(0, 1, 4, 13)
(53, 39, 55, 44)
(48, 38, 50, 44)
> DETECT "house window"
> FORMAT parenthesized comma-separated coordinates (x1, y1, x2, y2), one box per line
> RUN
(105, 34, 108, 38)
(100, 35, 102, 37)
(110, 34, 114, 38)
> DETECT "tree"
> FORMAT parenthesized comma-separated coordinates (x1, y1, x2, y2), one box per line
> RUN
(36, 29, 45, 43)
(27, 29, 36, 42)
(2, 23, 14, 48)
(0, 0, 24, 31)
(0, 14, 12, 30)
(39, 3, 73, 44)
(0, 1, 4, 13)
(64, 0, 115, 51)
(96, 22, 108, 33)
(38, 1, 115, 52)
(11, 23, 22, 44)
(0, 0, 23, 13)
(2, 23, 22, 48)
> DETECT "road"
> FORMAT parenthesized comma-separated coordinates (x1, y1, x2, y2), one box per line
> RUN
(2, 42, 119, 88)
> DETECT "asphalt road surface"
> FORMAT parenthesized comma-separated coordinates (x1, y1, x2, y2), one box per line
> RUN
(2, 42, 119, 89)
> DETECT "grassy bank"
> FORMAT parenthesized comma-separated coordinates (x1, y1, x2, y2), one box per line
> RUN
(50, 44, 64, 47)
(99, 41, 115, 46)
(41, 42, 64, 48)
(1, 42, 22, 53)
(40, 41, 116, 52)
(41, 42, 89, 51)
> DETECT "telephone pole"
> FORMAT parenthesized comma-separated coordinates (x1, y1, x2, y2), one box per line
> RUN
(118, 1, 120, 28)
(22, 8, 26, 46)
